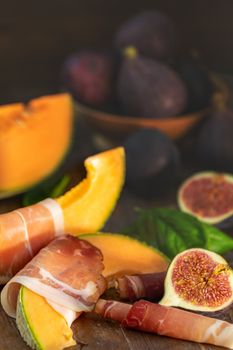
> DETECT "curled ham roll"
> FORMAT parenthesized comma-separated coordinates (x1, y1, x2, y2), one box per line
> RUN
(116, 272, 166, 301)
(1, 235, 106, 324)
(95, 299, 233, 349)
(0, 198, 64, 283)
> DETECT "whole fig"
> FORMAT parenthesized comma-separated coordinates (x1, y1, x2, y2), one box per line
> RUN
(124, 128, 180, 197)
(62, 50, 115, 106)
(117, 47, 187, 118)
(175, 55, 213, 111)
(115, 10, 178, 60)
(197, 106, 233, 171)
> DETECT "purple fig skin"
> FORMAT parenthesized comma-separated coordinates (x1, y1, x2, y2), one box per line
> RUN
(186, 303, 233, 323)
(197, 108, 233, 172)
(62, 51, 115, 106)
(174, 55, 213, 112)
(124, 129, 181, 198)
(215, 215, 233, 232)
(169, 303, 233, 325)
(117, 54, 188, 119)
(201, 303, 233, 322)
(115, 11, 178, 60)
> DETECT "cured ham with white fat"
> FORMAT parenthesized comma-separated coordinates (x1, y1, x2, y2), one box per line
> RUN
(1, 235, 106, 324)
(116, 272, 166, 301)
(95, 299, 233, 349)
(0, 198, 64, 283)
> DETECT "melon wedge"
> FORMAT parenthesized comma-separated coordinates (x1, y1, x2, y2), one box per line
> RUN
(0, 148, 124, 284)
(16, 287, 76, 350)
(0, 93, 73, 198)
(57, 147, 125, 234)
(16, 233, 167, 349)
(81, 233, 169, 279)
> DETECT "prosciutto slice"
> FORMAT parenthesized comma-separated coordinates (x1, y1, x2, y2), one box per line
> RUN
(95, 299, 233, 349)
(116, 272, 166, 301)
(1, 235, 106, 322)
(0, 198, 64, 283)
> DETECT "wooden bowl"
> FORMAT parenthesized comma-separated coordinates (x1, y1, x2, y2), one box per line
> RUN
(75, 74, 228, 146)
(76, 102, 210, 142)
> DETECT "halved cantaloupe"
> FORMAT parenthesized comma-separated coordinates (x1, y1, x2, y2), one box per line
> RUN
(0, 93, 73, 198)
(0, 148, 124, 285)
(16, 287, 75, 350)
(16, 233, 168, 350)
(82, 233, 169, 279)
(57, 147, 125, 234)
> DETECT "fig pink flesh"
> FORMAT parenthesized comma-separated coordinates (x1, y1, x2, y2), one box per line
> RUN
(172, 250, 232, 307)
(181, 175, 233, 218)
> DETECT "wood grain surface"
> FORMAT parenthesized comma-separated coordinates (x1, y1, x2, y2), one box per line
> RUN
(0, 302, 226, 350)
(0, 188, 232, 350)
(1, 1, 233, 343)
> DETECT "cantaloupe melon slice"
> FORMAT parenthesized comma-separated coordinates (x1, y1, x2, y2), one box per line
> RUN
(57, 147, 125, 234)
(16, 233, 168, 350)
(81, 233, 169, 279)
(16, 287, 76, 350)
(0, 148, 124, 285)
(0, 94, 73, 198)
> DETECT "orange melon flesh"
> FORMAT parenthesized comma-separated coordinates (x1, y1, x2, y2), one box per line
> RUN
(16, 233, 167, 349)
(57, 147, 125, 234)
(81, 233, 169, 279)
(0, 93, 72, 196)
(16, 286, 76, 350)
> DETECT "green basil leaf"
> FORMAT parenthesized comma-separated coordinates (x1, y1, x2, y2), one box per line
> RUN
(201, 222, 233, 254)
(122, 208, 233, 259)
(153, 208, 206, 247)
(49, 175, 71, 198)
(22, 175, 70, 206)
(151, 216, 187, 258)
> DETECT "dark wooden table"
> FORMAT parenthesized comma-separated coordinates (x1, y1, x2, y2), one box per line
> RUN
(0, 187, 232, 350)
(0, 2, 233, 345)
(0, 306, 227, 350)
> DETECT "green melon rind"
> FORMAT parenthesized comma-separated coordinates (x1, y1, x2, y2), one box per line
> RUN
(0, 97, 74, 200)
(0, 132, 74, 200)
(0, 148, 69, 200)
(80, 232, 170, 263)
(0, 133, 72, 200)
(15, 233, 167, 350)
(16, 287, 42, 350)
(178, 171, 233, 224)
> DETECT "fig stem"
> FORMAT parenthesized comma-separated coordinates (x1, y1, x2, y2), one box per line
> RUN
(123, 46, 138, 59)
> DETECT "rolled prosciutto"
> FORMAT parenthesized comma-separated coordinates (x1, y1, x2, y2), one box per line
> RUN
(1, 235, 106, 324)
(0, 198, 64, 283)
(95, 299, 233, 349)
(116, 272, 166, 301)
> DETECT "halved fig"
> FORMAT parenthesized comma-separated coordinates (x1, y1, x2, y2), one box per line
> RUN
(160, 248, 233, 312)
(178, 171, 233, 224)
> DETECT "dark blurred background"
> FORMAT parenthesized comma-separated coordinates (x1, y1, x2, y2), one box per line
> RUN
(1, 0, 233, 103)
